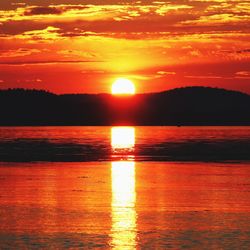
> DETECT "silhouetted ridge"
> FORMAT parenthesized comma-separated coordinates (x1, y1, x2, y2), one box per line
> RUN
(0, 87, 249, 125)
(0, 88, 55, 97)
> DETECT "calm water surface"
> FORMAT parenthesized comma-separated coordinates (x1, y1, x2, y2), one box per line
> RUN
(0, 126, 250, 249)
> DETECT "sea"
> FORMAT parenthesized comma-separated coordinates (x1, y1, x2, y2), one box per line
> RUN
(0, 126, 250, 249)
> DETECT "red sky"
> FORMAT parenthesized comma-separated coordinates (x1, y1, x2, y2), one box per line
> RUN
(0, 0, 249, 94)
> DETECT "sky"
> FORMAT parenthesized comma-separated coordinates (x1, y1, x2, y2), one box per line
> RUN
(0, 0, 249, 94)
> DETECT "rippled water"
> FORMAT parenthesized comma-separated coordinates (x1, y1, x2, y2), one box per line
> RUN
(0, 126, 250, 162)
(1, 162, 250, 249)
(0, 126, 250, 249)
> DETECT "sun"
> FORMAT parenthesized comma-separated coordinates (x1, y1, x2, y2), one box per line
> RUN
(111, 78, 135, 95)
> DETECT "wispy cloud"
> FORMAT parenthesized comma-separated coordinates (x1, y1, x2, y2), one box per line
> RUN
(236, 71, 250, 76)
(0, 60, 104, 66)
(0, 48, 40, 58)
(17, 78, 42, 83)
(157, 71, 176, 75)
(235, 71, 250, 79)
(236, 49, 250, 54)
(24, 6, 62, 16)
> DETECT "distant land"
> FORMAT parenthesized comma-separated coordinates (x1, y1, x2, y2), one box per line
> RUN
(0, 86, 250, 126)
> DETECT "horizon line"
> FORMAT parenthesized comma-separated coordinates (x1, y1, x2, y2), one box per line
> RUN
(0, 86, 249, 96)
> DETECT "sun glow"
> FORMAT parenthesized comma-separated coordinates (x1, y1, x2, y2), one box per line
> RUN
(111, 78, 135, 95)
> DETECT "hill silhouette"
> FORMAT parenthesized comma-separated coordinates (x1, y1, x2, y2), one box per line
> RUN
(0, 86, 250, 125)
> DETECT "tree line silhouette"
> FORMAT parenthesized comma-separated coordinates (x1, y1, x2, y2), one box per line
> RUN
(0, 86, 250, 125)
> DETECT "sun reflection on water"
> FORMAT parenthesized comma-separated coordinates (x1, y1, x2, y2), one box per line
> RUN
(111, 127, 135, 161)
(111, 127, 137, 249)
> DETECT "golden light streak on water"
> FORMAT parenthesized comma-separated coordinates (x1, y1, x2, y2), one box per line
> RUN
(111, 127, 135, 150)
(110, 126, 137, 249)
(111, 161, 137, 249)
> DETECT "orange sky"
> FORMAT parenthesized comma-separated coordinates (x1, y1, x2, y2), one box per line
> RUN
(0, 0, 249, 94)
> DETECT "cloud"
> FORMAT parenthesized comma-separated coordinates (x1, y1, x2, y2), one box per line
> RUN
(0, 1, 249, 40)
(236, 71, 250, 76)
(0, 3, 196, 25)
(236, 49, 250, 54)
(235, 71, 250, 78)
(189, 50, 201, 56)
(58, 49, 98, 59)
(15, 26, 61, 40)
(17, 78, 42, 83)
(129, 74, 161, 80)
(24, 6, 62, 16)
(155, 4, 193, 16)
(0, 60, 104, 66)
(157, 71, 176, 75)
(0, 48, 40, 58)
(59, 30, 99, 38)
(184, 75, 228, 79)
(81, 70, 105, 74)
(11, 3, 26, 7)
(179, 13, 249, 26)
